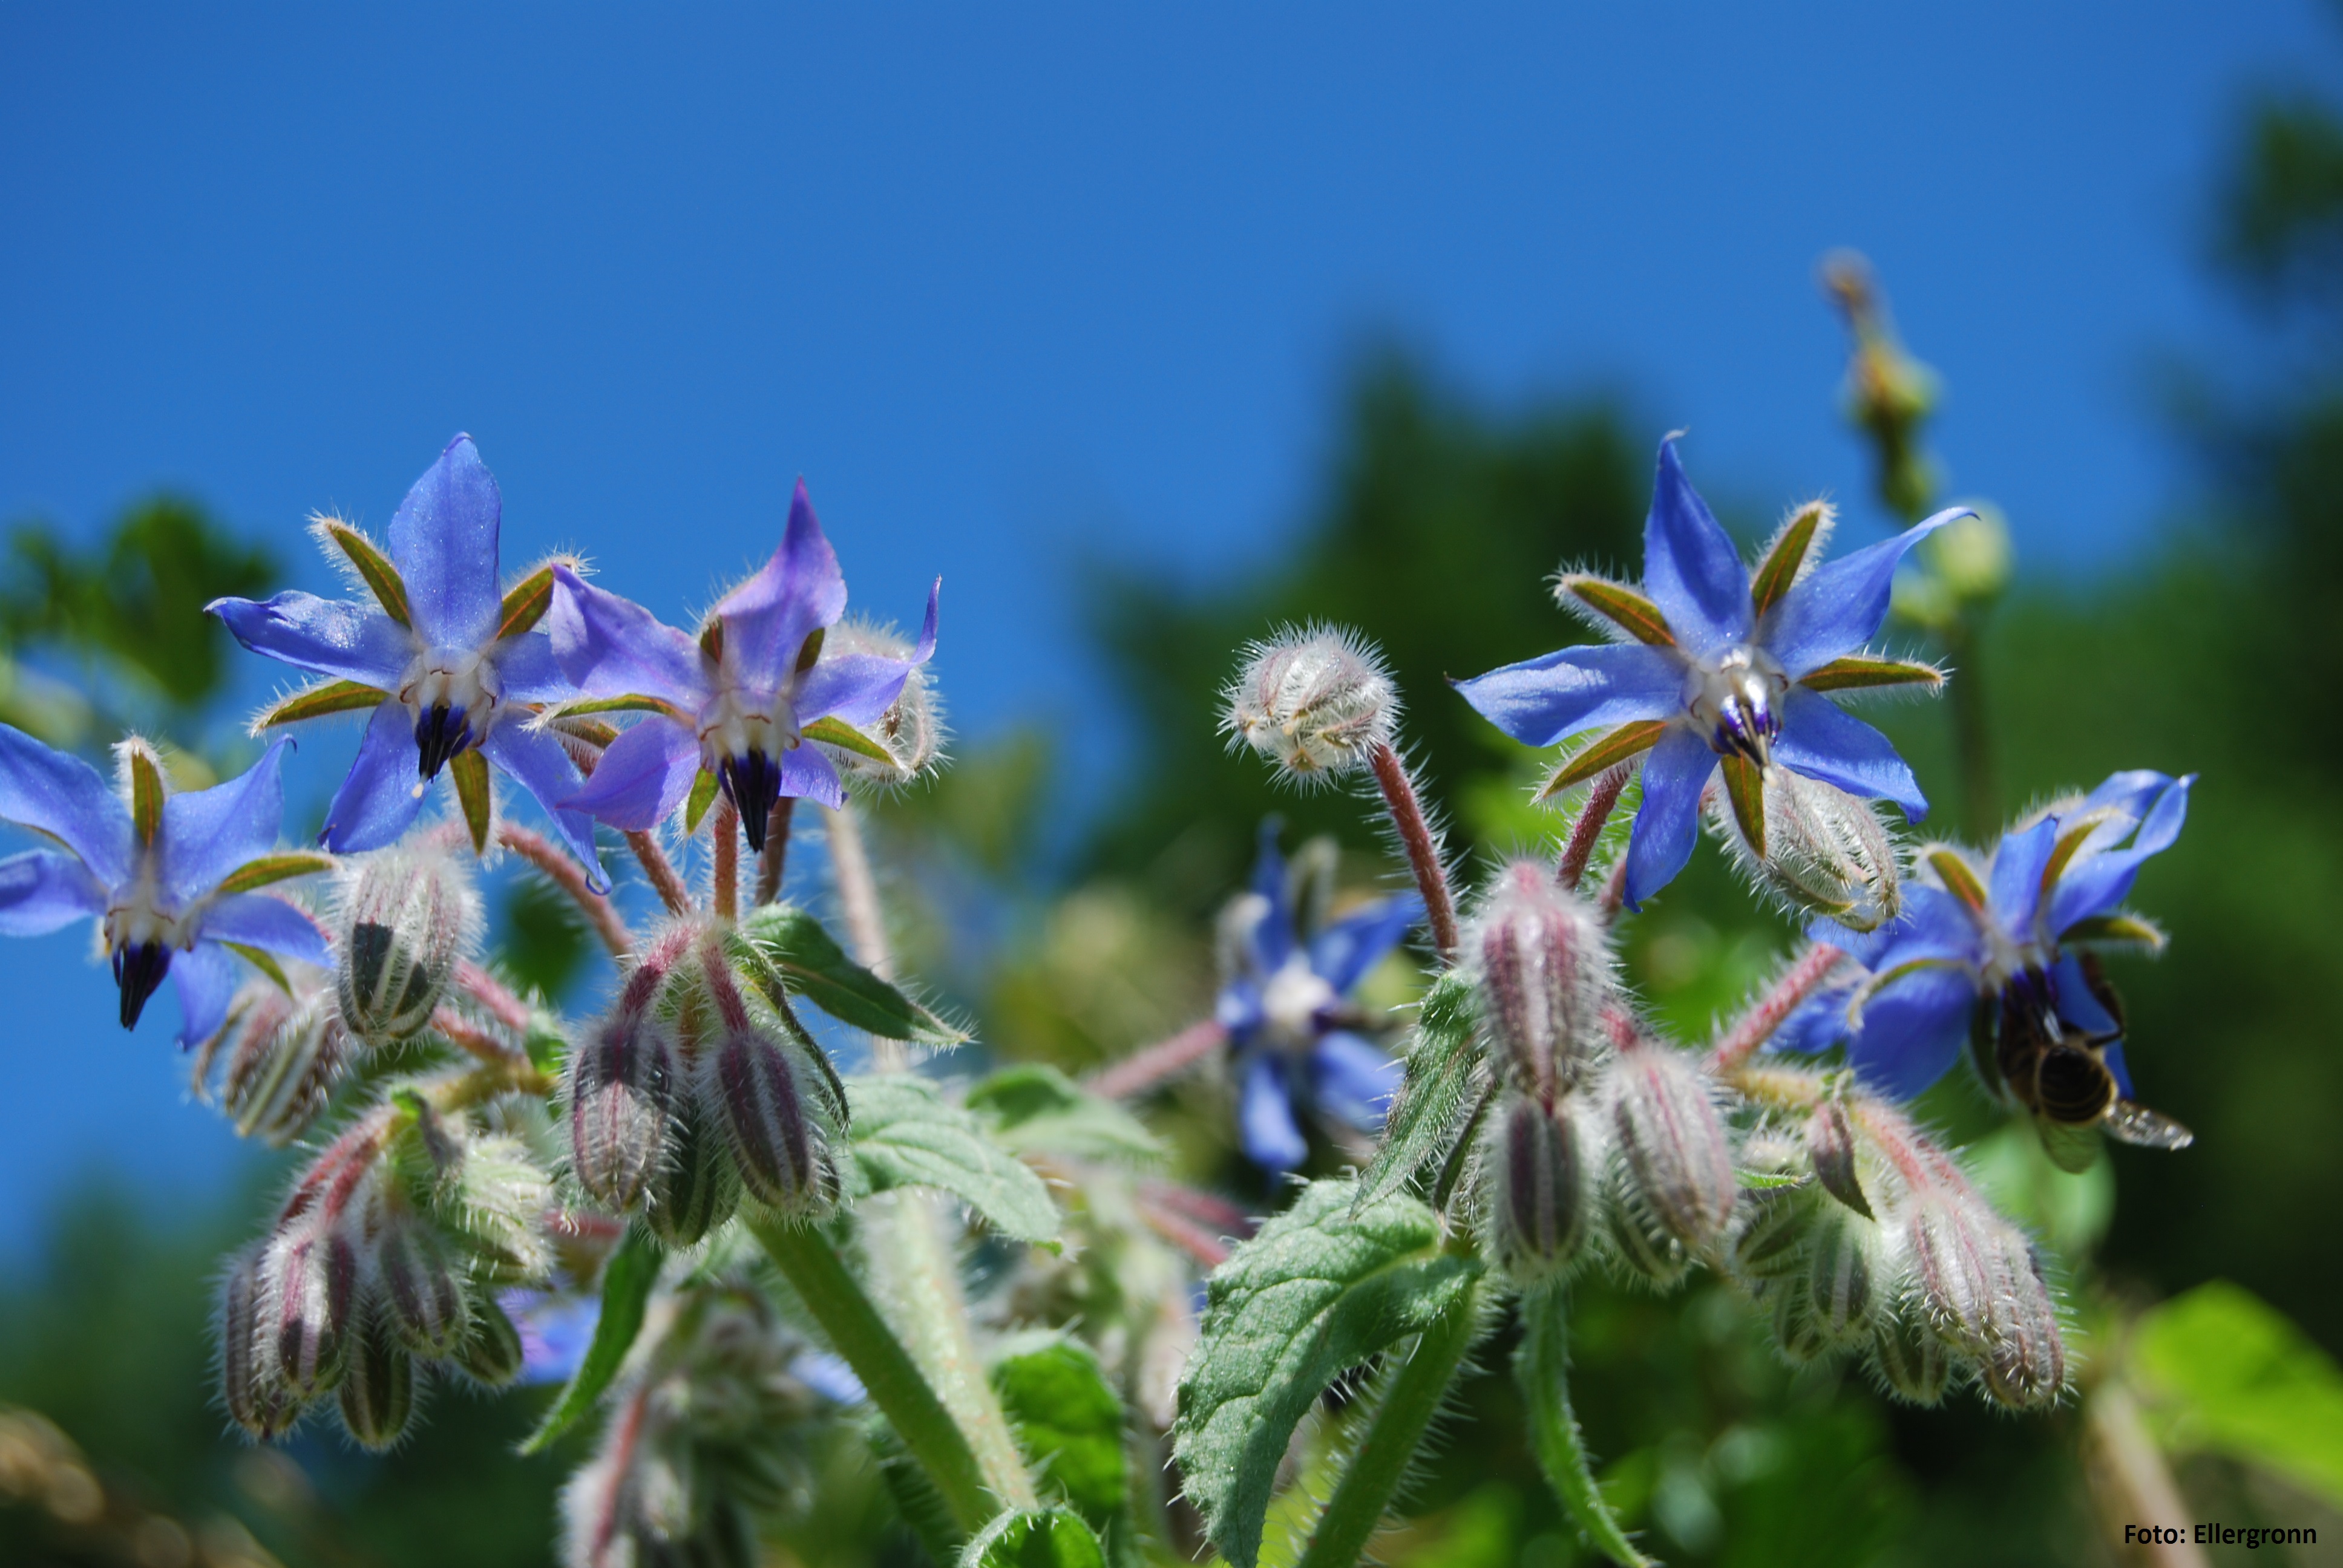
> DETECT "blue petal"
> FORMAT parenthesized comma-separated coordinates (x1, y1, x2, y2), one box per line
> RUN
(1845, 964, 1976, 1102)
(1760, 506, 1967, 678)
(170, 942, 240, 1048)
(1311, 1031, 1401, 1131)
(200, 895, 331, 969)
(795, 655, 915, 728)
(0, 849, 107, 936)
(2050, 953, 2120, 1039)
(1239, 1054, 1308, 1172)
(208, 592, 413, 689)
(1773, 686, 1928, 819)
(160, 736, 295, 906)
(388, 434, 503, 650)
(909, 578, 941, 663)
(777, 744, 846, 811)
(1640, 439, 1754, 656)
(1769, 983, 1860, 1056)
(2101, 1041, 2135, 1100)
(1864, 886, 1992, 970)
(320, 700, 427, 852)
(1216, 976, 1266, 1036)
(545, 567, 706, 708)
(2077, 769, 2174, 821)
(0, 722, 135, 888)
(714, 480, 849, 687)
(483, 725, 612, 892)
(491, 630, 578, 708)
(556, 718, 698, 830)
(1308, 892, 1423, 995)
(1249, 820, 1294, 973)
(1987, 815, 2059, 942)
(2046, 775, 2194, 936)
(1453, 642, 1683, 748)
(1621, 725, 1715, 910)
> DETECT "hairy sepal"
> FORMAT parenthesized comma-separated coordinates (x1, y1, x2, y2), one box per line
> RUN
(1354, 970, 1485, 1213)
(1173, 1178, 1484, 1568)
(844, 1073, 1061, 1244)
(736, 904, 966, 1047)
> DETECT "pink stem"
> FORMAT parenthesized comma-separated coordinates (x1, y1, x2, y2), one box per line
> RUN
(455, 961, 534, 1034)
(433, 1005, 527, 1068)
(497, 822, 633, 958)
(1368, 742, 1459, 963)
(1555, 765, 1630, 892)
(1706, 941, 1846, 1077)
(1085, 1020, 1228, 1101)
(624, 830, 693, 918)
(712, 798, 739, 923)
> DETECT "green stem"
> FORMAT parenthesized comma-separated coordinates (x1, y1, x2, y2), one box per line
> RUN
(1294, 1280, 1483, 1568)
(1516, 1281, 1654, 1568)
(749, 1218, 998, 1535)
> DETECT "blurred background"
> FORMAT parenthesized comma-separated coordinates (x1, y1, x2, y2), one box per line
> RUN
(5, 5, 2343, 1565)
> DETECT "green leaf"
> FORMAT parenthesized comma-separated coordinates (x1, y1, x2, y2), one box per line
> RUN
(1173, 1178, 1484, 1568)
(496, 563, 560, 639)
(966, 1064, 1164, 1166)
(2132, 1279, 2343, 1508)
(1735, 1168, 1808, 1190)
(959, 1507, 1106, 1568)
(315, 519, 412, 630)
(522, 1011, 572, 1075)
(520, 1226, 661, 1455)
(991, 1338, 1127, 1522)
(450, 749, 493, 854)
(847, 1074, 1062, 1244)
(738, 903, 966, 1046)
(1517, 1281, 1654, 1567)
(1354, 972, 1485, 1212)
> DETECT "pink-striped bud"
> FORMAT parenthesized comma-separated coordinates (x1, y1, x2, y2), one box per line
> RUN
(263, 1221, 357, 1398)
(1904, 1193, 2002, 1354)
(1470, 863, 1607, 1103)
(1871, 1295, 1951, 1406)
(1607, 1031, 1737, 1250)
(1976, 1229, 2066, 1410)
(1709, 768, 1902, 933)
(211, 982, 349, 1147)
(567, 958, 684, 1213)
(1804, 1102, 1874, 1220)
(333, 846, 479, 1044)
(376, 1215, 470, 1359)
(218, 1245, 298, 1440)
(1486, 1094, 1594, 1280)
(646, 1096, 741, 1246)
(337, 1311, 416, 1452)
(457, 1296, 526, 1388)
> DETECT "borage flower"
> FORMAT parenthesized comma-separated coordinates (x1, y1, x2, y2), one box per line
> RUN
(209, 436, 606, 885)
(1777, 770, 2195, 1167)
(1218, 823, 1423, 1172)
(1457, 438, 1965, 909)
(0, 725, 330, 1042)
(545, 481, 936, 849)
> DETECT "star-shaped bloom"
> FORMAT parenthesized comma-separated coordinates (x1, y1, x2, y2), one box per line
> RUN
(543, 481, 937, 851)
(209, 436, 606, 887)
(0, 725, 332, 1044)
(1775, 771, 2194, 1158)
(1218, 823, 1423, 1172)
(1457, 438, 1967, 909)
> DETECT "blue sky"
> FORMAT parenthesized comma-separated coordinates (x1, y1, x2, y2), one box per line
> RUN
(0, 2, 2330, 1252)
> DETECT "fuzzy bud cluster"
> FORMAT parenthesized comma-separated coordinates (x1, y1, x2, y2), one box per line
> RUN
(1707, 769, 1902, 933)
(191, 966, 351, 1146)
(1602, 1019, 1739, 1282)
(332, 846, 482, 1045)
(817, 618, 946, 789)
(560, 1281, 823, 1568)
(1223, 626, 1397, 782)
(565, 924, 843, 1243)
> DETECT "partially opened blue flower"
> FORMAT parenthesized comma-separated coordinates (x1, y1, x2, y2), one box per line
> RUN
(1775, 770, 2195, 1160)
(0, 726, 332, 1043)
(208, 435, 606, 887)
(544, 480, 937, 851)
(1219, 822, 1423, 1172)
(1457, 438, 1967, 909)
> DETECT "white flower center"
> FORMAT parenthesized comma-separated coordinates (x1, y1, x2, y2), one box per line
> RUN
(1684, 643, 1788, 764)
(1259, 955, 1337, 1054)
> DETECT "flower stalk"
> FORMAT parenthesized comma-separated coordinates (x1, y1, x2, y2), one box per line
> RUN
(1368, 742, 1458, 962)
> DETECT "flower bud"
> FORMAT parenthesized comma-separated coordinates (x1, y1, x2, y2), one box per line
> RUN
(1976, 1229, 2066, 1410)
(376, 1215, 470, 1359)
(818, 619, 946, 789)
(1607, 1190, 1691, 1289)
(214, 984, 350, 1147)
(1486, 1094, 1594, 1280)
(1904, 1194, 1999, 1353)
(333, 846, 480, 1043)
(1727, 1186, 1817, 1282)
(707, 1030, 831, 1215)
(1223, 626, 1397, 782)
(1608, 1034, 1736, 1250)
(337, 1311, 417, 1452)
(1771, 1279, 1832, 1364)
(219, 1245, 298, 1440)
(1709, 769, 1901, 933)
(263, 1221, 356, 1399)
(1870, 1295, 1951, 1406)
(1804, 1102, 1875, 1220)
(457, 1296, 526, 1387)
(1470, 863, 1607, 1103)
(646, 1094, 741, 1247)
(568, 1010, 681, 1213)
(1803, 1206, 1883, 1347)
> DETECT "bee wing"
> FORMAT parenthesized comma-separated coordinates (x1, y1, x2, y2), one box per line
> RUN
(2105, 1100, 2194, 1152)
(2036, 1117, 2104, 1174)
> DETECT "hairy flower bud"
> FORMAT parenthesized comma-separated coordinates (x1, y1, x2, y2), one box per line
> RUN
(219, 1245, 298, 1440)
(1803, 1206, 1883, 1347)
(1772, 1278, 1833, 1364)
(1728, 1186, 1817, 1282)
(1607, 1032, 1737, 1250)
(569, 1011, 681, 1213)
(1486, 1094, 1594, 1280)
(333, 846, 480, 1043)
(818, 619, 947, 789)
(1870, 1294, 1952, 1406)
(264, 1221, 357, 1399)
(1976, 1229, 2067, 1410)
(376, 1215, 470, 1359)
(1804, 1102, 1875, 1220)
(458, 1296, 526, 1388)
(701, 950, 834, 1217)
(205, 981, 350, 1146)
(1223, 626, 1397, 782)
(338, 1311, 417, 1452)
(1904, 1193, 2001, 1353)
(440, 1132, 558, 1285)
(1470, 863, 1607, 1102)
(647, 1093, 742, 1247)
(1709, 768, 1902, 933)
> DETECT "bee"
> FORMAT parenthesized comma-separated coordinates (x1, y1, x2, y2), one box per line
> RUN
(1982, 953, 2192, 1174)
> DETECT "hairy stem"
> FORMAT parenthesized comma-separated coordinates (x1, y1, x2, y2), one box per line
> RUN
(755, 797, 795, 907)
(1517, 1282, 1653, 1568)
(1555, 765, 1630, 893)
(1085, 1019, 1228, 1100)
(712, 798, 739, 923)
(1707, 941, 1845, 1077)
(1368, 743, 1459, 963)
(454, 961, 532, 1034)
(431, 1007, 528, 1071)
(1294, 1278, 1483, 1568)
(822, 803, 904, 1067)
(749, 1218, 1000, 1536)
(623, 830, 693, 918)
(2082, 1380, 2209, 1568)
(497, 822, 633, 957)
(1429, 1075, 1498, 1215)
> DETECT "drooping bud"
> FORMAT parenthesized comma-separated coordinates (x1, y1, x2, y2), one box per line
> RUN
(1470, 862, 1607, 1103)
(263, 1221, 356, 1399)
(1803, 1206, 1883, 1347)
(647, 1093, 741, 1246)
(1485, 1094, 1594, 1280)
(1727, 1186, 1817, 1283)
(439, 1133, 557, 1286)
(1975, 1228, 2067, 1410)
(376, 1214, 470, 1358)
(1708, 768, 1902, 933)
(1870, 1293, 1952, 1406)
(1771, 1278, 1832, 1364)
(219, 1245, 298, 1440)
(1903, 1193, 2000, 1354)
(337, 1310, 417, 1452)
(702, 955, 833, 1216)
(457, 1296, 526, 1388)
(1607, 1184, 1691, 1289)
(1222, 626, 1398, 782)
(568, 978, 684, 1214)
(1804, 1101, 1875, 1220)
(202, 979, 350, 1146)
(1607, 1030, 1737, 1250)
(818, 619, 947, 789)
(333, 846, 480, 1043)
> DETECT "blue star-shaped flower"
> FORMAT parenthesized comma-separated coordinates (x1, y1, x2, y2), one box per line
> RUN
(208, 436, 606, 886)
(1456, 437, 1967, 909)
(1775, 770, 2193, 1122)
(544, 480, 937, 849)
(1219, 823, 1423, 1172)
(0, 725, 331, 1043)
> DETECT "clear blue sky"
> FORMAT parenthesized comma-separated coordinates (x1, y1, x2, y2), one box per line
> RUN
(0, 2, 2328, 1252)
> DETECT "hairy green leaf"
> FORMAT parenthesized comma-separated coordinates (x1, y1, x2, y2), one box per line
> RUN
(968, 1064, 1164, 1166)
(992, 1338, 1127, 1522)
(960, 1507, 1106, 1568)
(1174, 1178, 1484, 1568)
(2132, 1279, 2343, 1508)
(739, 903, 966, 1046)
(521, 1225, 661, 1454)
(847, 1074, 1061, 1244)
(1354, 972, 1485, 1212)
